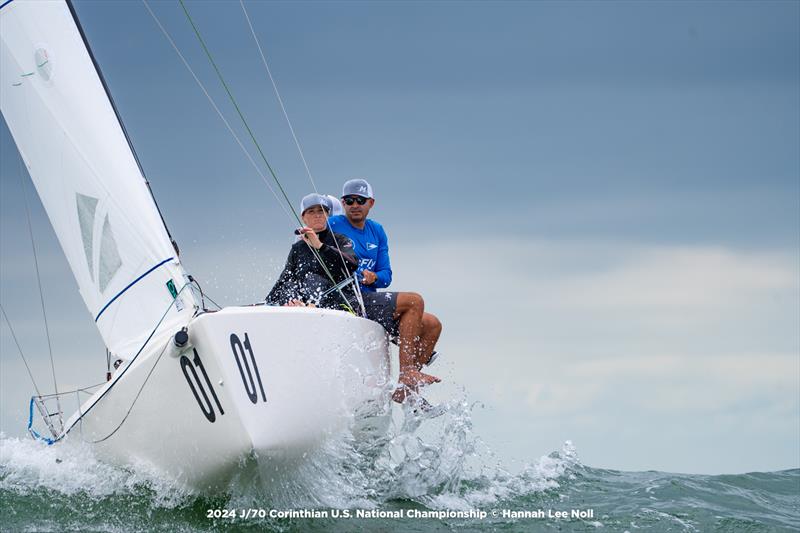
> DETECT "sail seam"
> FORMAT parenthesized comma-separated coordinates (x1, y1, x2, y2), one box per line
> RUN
(94, 257, 174, 322)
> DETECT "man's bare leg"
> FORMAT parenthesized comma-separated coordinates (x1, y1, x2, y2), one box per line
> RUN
(415, 312, 442, 368)
(392, 292, 439, 402)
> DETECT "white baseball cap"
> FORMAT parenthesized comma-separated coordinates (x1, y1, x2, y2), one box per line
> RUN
(325, 194, 344, 216)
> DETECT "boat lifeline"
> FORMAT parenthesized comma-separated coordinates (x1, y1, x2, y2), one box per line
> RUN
(0, 0, 392, 490)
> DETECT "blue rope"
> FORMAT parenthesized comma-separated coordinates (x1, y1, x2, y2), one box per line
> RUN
(27, 397, 55, 445)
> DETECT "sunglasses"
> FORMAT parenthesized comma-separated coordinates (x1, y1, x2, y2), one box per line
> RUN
(343, 196, 369, 206)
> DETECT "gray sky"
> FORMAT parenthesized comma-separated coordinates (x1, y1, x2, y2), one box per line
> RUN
(1, 0, 798, 474)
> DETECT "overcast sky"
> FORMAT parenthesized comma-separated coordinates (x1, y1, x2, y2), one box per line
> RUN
(1, 0, 798, 474)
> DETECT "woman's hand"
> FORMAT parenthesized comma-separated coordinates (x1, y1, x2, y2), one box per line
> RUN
(285, 299, 316, 308)
(298, 226, 323, 249)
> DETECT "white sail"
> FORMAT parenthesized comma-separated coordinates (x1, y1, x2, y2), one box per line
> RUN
(0, 0, 196, 357)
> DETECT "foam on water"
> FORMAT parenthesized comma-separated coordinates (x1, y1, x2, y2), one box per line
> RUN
(222, 395, 545, 510)
(1, 399, 798, 532)
(0, 432, 192, 506)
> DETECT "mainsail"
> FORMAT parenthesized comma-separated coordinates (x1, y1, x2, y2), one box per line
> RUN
(0, 0, 197, 357)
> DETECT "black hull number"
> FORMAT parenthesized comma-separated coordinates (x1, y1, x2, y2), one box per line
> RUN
(180, 350, 224, 423)
(230, 333, 266, 404)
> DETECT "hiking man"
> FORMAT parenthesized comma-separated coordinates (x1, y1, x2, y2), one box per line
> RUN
(328, 179, 443, 403)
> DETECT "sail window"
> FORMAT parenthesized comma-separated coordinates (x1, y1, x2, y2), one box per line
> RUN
(98, 215, 122, 292)
(76, 193, 98, 278)
(35, 48, 53, 82)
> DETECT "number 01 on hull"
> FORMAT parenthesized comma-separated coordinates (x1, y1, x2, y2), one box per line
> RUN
(63, 306, 393, 490)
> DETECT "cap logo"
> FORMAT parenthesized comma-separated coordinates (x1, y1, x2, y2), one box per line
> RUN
(359, 186, 367, 193)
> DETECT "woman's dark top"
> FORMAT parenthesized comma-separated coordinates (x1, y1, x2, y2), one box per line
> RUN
(265, 228, 359, 308)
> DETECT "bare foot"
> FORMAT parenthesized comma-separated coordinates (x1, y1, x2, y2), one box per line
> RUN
(392, 386, 410, 404)
(392, 370, 441, 404)
(400, 369, 440, 388)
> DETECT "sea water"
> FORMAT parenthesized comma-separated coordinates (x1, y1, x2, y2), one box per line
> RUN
(1, 400, 798, 532)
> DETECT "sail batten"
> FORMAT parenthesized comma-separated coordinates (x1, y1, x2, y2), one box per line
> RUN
(1, 0, 197, 357)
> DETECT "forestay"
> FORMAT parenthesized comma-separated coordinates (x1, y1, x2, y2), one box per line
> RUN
(0, 0, 196, 357)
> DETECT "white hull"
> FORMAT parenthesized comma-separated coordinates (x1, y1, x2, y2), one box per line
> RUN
(61, 306, 392, 491)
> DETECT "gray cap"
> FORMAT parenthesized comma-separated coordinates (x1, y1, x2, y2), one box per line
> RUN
(342, 179, 374, 199)
(325, 194, 344, 216)
(299, 193, 331, 215)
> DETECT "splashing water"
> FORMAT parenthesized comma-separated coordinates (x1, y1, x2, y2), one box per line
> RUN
(1, 398, 798, 532)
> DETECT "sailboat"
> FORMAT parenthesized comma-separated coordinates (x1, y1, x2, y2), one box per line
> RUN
(0, 0, 392, 490)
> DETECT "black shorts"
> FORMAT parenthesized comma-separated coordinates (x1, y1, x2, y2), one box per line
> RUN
(362, 291, 399, 337)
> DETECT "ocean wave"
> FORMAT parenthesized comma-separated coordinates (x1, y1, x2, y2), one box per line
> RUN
(1, 401, 797, 532)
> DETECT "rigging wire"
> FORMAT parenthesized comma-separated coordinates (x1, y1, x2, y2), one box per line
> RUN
(140, 0, 294, 223)
(177, 0, 300, 227)
(88, 338, 170, 444)
(57, 282, 194, 443)
(238, 0, 318, 193)
(188, 274, 223, 310)
(238, 0, 356, 296)
(17, 157, 63, 432)
(36, 381, 106, 399)
(171, 0, 355, 312)
(0, 303, 60, 438)
(142, 0, 354, 312)
(0, 303, 44, 398)
(141, 0, 353, 311)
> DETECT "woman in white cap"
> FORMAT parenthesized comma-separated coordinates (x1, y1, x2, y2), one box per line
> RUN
(266, 194, 358, 308)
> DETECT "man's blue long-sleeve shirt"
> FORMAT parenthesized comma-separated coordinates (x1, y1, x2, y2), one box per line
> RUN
(328, 215, 392, 292)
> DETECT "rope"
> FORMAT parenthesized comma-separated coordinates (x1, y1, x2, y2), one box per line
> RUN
(57, 282, 193, 442)
(141, 1, 358, 312)
(140, 0, 294, 223)
(189, 275, 222, 310)
(239, 0, 318, 193)
(36, 381, 106, 399)
(88, 338, 170, 444)
(202, 293, 223, 311)
(175, 0, 354, 312)
(177, 0, 300, 227)
(18, 159, 62, 432)
(142, 1, 353, 311)
(238, 0, 359, 309)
